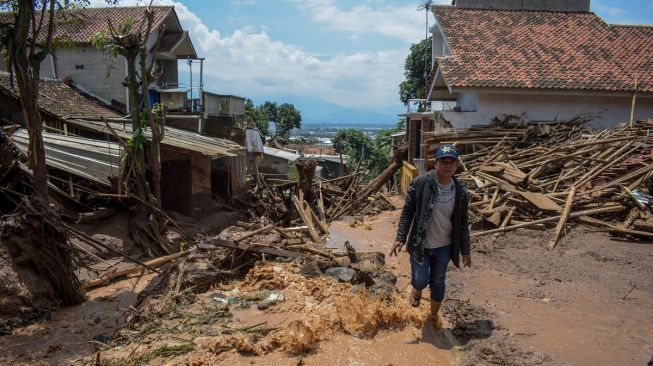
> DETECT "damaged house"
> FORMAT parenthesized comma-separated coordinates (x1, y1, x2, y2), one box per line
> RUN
(426, 0, 653, 129)
(404, 0, 653, 164)
(0, 72, 246, 216)
(0, 5, 198, 114)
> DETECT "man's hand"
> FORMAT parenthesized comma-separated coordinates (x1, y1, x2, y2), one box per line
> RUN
(389, 241, 404, 257)
(462, 255, 472, 267)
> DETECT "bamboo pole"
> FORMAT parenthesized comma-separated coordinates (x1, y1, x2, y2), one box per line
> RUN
(547, 186, 576, 250)
(471, 204, 624, 237)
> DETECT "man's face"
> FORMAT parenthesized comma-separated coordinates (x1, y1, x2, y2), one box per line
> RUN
(435, 157, 458, 177)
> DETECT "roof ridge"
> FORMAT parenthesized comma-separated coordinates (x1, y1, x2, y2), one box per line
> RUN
(433, 5, 592, 14)
(610, 23, 653, 28)
(85, 5, 174, 9)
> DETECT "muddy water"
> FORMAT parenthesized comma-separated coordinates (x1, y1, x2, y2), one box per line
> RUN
(330, 199, 653, 366)
(0, 273, 155, 365)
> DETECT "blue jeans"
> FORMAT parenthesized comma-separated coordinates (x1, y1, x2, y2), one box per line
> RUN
(410, 245, 451, 302)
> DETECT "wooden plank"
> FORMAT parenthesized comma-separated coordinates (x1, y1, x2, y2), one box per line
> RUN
(493, 206, 516, 238)
(576, 216, 653, 240)
(82, 248, 194, 289)
(547, 186, 576, 250)
(305, 201, 328, 235)
(292, 195, 321, 242)
(317, 181, 327, 226)
(207, 238, 303, 258)
(471, 204, 624, 237)
(234, 224, 275, 243)
(517, 191, 562, 212)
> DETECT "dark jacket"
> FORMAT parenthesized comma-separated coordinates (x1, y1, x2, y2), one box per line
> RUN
(395, 169, 470, 267)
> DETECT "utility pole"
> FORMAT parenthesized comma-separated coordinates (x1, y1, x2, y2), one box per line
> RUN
(417, 0, 434, 111)
(417, 0, 434, 80)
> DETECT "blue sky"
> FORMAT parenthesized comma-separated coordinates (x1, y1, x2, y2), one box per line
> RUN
(91, 0, 653, 122)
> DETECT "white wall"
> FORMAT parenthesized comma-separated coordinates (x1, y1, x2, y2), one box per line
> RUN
(53, 48, 127, 105)
(440, 92, 653, 129)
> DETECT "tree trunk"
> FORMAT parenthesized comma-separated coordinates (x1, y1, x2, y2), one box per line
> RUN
(360, 146, 407, 198)
(11, 0, 48, 200)
(296, 157, 316, 202)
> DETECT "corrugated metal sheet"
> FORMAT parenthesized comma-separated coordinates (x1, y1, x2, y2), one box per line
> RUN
(264, 146, 301, 163)
(67, 118, 243, 157)
(11, 129, 121, 186)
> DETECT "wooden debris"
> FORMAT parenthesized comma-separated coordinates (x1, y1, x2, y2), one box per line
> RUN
(547, 186, 576, 250)
(425, 119, 653, 242)
(82, 248, 195, 289)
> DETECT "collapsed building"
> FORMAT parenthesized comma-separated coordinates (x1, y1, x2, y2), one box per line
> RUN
(403, 0, 653, 169)
(0, 72, 246, 216)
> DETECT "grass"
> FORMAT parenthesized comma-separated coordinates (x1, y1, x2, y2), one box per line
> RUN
(125, 343, 196, 366)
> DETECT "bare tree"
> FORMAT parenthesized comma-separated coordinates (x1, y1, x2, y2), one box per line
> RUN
(92, 6, 171, 255)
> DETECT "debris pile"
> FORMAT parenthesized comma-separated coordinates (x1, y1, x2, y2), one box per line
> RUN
(247, 147, 406, 241)
(424, 118, 653, 246)
(104, 257, 423, 363)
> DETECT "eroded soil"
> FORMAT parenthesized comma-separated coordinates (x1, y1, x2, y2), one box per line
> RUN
(0, 197, 651, 365)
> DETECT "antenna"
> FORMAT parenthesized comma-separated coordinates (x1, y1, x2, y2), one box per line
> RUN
(417, 0, 434, 108)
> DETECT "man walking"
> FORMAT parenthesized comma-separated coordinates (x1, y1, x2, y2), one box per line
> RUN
(390, 144, 471, 328)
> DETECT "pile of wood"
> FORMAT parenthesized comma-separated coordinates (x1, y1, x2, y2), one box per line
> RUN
(428, 119, 653, 247)
(248, 148, 406, 244)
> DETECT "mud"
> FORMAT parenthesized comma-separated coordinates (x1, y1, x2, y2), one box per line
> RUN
(1, 194, 651, 365)
(448, 225, 653, 365)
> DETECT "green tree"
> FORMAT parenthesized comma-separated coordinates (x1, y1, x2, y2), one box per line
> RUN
(334, 129, 367, 161)
(399, 37, 432, 106)
(244, 98, 268, 135)
(258, 101, 302, 141)
(275, 103, 302, 140)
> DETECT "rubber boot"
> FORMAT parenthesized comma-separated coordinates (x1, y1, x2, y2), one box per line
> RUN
(431, 300, 443, 329)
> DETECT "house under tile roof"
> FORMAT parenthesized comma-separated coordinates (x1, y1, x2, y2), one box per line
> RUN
(0, 6, 176, 46)
(429, 6, 653, 96)
(0, 71, 123, 120)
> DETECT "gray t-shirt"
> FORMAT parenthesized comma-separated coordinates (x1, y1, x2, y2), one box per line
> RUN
(423, 180, 455, 249)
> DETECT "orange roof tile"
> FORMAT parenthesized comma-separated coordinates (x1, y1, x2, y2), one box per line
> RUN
(0, 72, 123, 120)
(432, 6, 653, 93)
(0, 6, 173, 46)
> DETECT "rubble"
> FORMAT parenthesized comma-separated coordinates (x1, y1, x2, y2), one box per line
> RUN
(423, 118, 653, 246)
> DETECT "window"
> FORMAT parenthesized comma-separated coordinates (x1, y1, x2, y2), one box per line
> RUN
(75, 64, 84, 70)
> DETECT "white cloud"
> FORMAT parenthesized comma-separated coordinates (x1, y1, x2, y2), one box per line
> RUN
(292, 0, 425, 43)
(86, 0, 410, 109)
(171, 1, 408, 108)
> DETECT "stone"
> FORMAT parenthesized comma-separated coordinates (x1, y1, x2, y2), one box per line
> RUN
(368, 282, 398, 301)
(351, 260, 382, 278)
(299, 261, 323, 278)
(332, 256, 351, 268)
(375, 271, 397, 286)
(353, 269, 376, 287)
(178, 259, 223, 293)
(356, 252, 386, 266)
(325, 267, 357, 283)
(93, 334, 111, 344)
(316, 259, 335, 272)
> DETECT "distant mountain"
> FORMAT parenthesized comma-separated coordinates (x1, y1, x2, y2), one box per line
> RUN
(252, 95, 403, 126)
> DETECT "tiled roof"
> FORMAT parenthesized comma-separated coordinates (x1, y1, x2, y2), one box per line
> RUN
(0, 72, 123, 119)
(0, 6, 173, 46)
(432, 6, 653, 93)
(159, 31, 184, 52)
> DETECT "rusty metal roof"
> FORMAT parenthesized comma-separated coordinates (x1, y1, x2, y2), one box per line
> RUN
(10, 129, 121, 186)
(67, 118, 243, 157)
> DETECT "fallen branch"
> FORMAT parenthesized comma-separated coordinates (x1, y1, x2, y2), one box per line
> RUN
(82, 248, 195, 289)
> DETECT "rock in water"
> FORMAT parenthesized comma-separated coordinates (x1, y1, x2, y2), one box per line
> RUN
(325, 267, 357, 283)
